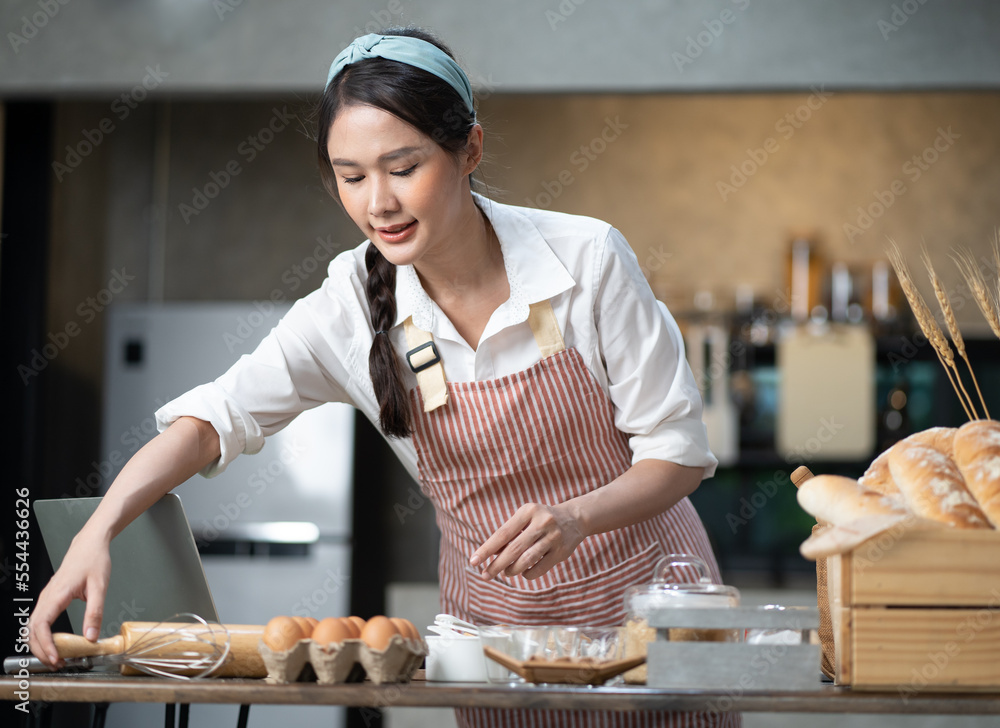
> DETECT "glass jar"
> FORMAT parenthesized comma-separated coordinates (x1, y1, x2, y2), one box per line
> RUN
(621, 554, 740, 684)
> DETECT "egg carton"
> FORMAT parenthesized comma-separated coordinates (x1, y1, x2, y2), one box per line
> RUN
(258, 634, 427, 685)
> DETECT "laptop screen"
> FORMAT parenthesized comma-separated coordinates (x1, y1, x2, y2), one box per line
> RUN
(34, 493, 219, 639)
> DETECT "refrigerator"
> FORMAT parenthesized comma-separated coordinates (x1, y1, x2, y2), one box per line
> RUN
(100, 301, 354, 728)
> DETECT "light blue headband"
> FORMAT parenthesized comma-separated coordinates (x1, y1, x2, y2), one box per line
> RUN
(326, 34, 475, 116)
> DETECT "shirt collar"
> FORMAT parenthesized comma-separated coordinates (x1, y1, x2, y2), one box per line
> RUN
(393, 192, 576, 335)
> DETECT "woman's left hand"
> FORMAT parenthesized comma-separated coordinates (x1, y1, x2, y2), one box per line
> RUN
(470, 502, 585, 581)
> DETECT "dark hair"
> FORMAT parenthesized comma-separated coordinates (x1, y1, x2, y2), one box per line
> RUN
(317, 28, 477, 438)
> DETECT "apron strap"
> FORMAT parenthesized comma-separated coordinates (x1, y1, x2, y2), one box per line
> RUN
(527, 300, 566, 358)
(403, 316, 449, 413)
(402, 300, 564, 411)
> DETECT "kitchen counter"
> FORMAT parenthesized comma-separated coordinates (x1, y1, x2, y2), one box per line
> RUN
(3, 673, 1000, 715)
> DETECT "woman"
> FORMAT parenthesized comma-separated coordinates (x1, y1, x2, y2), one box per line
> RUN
(30, 28, 735, 727)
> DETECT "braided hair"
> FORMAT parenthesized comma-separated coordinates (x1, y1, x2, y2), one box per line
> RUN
(316, 28, 477, 437)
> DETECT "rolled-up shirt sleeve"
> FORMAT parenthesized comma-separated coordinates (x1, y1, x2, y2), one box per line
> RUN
(594, 228, 718, 479)
(155, 281, 358, 478)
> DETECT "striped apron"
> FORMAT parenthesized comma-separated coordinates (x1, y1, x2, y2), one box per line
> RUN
(406, 302, 739, 728)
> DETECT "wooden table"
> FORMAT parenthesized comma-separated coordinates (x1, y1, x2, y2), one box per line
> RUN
(3, 672, 1000, 715)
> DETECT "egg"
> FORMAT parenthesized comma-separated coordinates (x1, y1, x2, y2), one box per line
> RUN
(360, 615, 399, 650)
(263, 616, 305, 651)
(311, 617, 354, 647)
(347, 616, 366, 635)
(390, 617, 419, 641)
(403, 619, 421, 640)
(291, 616, 314, 637)
(341, 617, 361, 638)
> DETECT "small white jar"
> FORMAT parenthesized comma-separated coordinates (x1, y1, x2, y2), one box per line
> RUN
(424, 634, 488, 682)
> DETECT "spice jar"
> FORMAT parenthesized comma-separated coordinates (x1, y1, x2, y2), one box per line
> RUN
(622, 554, 740, 684)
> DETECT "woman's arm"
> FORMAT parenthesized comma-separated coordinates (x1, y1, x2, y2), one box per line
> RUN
(472, 226, 715, 581)
(471, 459, 703, 580)
(28, 416, 221, 666)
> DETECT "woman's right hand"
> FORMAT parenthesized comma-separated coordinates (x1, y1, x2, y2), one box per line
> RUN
(29, 529, 112, 667)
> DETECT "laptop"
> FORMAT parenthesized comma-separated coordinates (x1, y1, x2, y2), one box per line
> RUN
(34, 493, 220, 640)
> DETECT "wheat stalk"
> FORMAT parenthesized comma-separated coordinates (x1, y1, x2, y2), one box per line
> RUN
(952, 247, 1000, 340)
(923, 247, 988, 419)
(994, 228, 1000, 316)
(886, 240, 975, 420)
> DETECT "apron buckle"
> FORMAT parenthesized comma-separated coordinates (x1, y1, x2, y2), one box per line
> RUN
(406, 340, 441, 373)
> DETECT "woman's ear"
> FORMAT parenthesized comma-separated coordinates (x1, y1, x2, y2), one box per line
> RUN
(461, 124, 484, 176)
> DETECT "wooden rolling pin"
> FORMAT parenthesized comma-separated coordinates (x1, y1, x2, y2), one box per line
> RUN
(53, 622, 266, 678)
(790, 465, 815, 490)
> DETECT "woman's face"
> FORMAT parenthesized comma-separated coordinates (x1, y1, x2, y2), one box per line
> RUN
(327, 103, 479, 268)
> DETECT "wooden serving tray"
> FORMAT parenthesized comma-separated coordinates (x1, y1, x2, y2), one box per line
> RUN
(482, 646, 645, 685)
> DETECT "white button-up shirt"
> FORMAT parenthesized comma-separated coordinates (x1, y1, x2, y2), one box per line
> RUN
(156, 193, 718, 482)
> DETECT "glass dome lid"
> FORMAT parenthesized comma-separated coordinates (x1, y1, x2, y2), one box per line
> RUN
(624, 553, 740, 615)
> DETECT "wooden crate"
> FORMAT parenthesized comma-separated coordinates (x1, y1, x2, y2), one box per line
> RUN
(829, 528, 1000, 691)
(646, 606, 820, 691)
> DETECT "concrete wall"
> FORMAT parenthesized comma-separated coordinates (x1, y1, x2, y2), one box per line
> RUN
(2, 0, 999, 94)
(50, 91, 1000, 314)
(485, 92, 1000, 327)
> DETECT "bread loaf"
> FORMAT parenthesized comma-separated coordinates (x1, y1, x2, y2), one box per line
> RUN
(858, 449, 897, 498)
(888, 442, 991, 528)
(859, 427, 957, 499)
(953, 420, 1000, 528)
(797, 474, 908, 526)
(911, 426, 958, 456)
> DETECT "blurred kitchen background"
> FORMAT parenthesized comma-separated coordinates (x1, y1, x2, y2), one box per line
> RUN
(3, 1, 1000, 727)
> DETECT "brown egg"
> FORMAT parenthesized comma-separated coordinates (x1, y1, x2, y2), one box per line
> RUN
(291, 616, 314, 637)
(347, 616, 366, 635)
(263, 616, 305, 651)
(340, 617, 361, 638)
(403, 619, 421, 640)
(390, 618, 419, 641)
(360, 615, 399, 650)
(311, 617, 353, 647)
